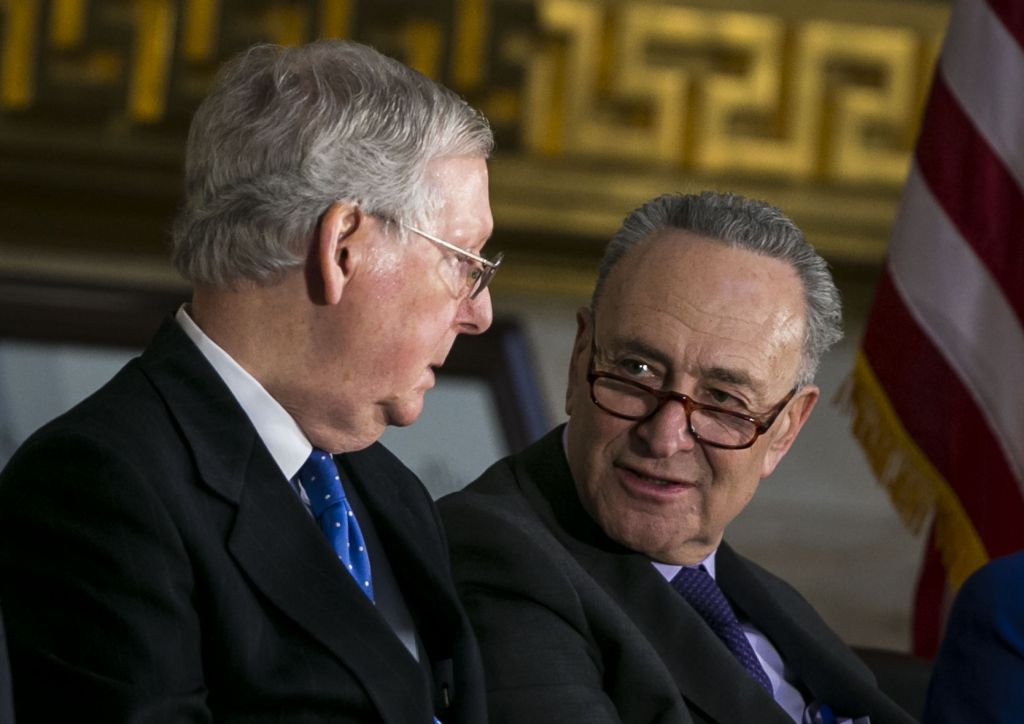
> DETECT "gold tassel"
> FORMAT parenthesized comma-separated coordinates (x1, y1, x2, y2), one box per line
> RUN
(836, 351, 988, 591)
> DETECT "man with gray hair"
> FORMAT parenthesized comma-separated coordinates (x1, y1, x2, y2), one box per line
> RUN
(440, 192, 914, 723)
(0, 40, 498, 722)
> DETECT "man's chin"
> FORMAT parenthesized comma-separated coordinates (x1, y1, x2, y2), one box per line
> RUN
(383, 396, 426, 429)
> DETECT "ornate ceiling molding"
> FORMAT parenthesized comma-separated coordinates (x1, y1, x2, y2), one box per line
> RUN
(0, 0, 950, 288)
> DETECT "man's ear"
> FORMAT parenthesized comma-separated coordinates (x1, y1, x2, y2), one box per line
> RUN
(760, 384, 819, 478)
(565, 307, 593, 417)
(316, 201, 364, 306)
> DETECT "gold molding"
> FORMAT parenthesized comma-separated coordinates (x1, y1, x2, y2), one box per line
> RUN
(489, 156, 895, 263)
(0, 0, 950, 275)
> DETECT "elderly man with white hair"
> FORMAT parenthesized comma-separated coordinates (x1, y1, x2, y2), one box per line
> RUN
(0, 40, 499, 724)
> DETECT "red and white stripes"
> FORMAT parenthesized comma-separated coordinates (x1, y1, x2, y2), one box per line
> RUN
(846, 0, 1024, 656)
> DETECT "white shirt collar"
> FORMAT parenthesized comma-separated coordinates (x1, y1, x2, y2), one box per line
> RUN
(652, 550, 717, 582)
(175, 305, 311, 481)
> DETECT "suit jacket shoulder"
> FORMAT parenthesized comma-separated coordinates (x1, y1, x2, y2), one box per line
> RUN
(442, 427, 773, 724)
(0, 603, 13, 724)
(0, 318, 484, 724)
(925, 551, 1024, 722)
(441, 426, 914, 724)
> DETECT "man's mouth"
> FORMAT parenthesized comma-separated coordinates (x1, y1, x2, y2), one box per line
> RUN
(617, 464, 696, 491)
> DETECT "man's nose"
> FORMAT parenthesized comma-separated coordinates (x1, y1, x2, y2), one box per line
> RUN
(634, 399, 698, 458)
(458, 287, 493, 335)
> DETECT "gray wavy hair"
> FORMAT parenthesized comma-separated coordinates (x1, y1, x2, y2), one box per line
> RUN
(172, 40, 493, 287)
(593, 192, 843, 386)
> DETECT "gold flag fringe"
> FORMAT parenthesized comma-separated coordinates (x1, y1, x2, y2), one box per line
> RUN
(836, 350, 988, 592)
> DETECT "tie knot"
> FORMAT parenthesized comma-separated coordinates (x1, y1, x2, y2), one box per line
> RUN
(297, 448, 346, 518)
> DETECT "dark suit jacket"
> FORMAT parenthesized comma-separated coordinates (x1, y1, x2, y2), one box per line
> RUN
(0, 319, 485, 724)
(439, 427, 916, 724)
(924, 551, 1024, 723)
(0, 605, 13, 724)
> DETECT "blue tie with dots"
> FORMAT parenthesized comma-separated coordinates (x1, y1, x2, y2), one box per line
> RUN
(296, 449, 374, 601)
(670, 565, 772, 693)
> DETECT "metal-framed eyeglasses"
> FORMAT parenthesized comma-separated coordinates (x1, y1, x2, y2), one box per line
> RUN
(402, 223, 503, 300)
(587, 339, 797, 450)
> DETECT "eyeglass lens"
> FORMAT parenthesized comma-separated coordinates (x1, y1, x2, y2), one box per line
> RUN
(469, 252, 503, 299)
(591, 376, 760, 448)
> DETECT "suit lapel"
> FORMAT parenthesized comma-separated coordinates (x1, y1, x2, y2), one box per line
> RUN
(572, 539, 790, 723)
(517, 428, 792, 724)
(227, 449, 430, 721)
(339, 446, 462, 658)
(139, 320, 430, 722)
(340, 445, 487, 721)
(716, 545, 882, 719)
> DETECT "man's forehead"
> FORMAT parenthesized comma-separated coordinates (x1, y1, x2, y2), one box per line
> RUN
(605, 231, 803, 316)
(426, 155, 493, 243)
(595, 231, 806, 391)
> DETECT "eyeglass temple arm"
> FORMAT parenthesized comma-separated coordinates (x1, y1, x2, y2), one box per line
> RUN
(401, 223, 498, 269)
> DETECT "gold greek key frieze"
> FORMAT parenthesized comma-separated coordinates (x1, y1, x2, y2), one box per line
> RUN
(0, 0, 948, 237)
(524, 0, 946, 184)
(0, 0, 359, 124)
(1, 0, 41, 109)
(1, 1, 945, 186)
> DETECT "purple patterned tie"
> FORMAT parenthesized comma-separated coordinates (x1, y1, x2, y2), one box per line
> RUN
(296, 449, 374, 601)
(670, 565, 772, 693)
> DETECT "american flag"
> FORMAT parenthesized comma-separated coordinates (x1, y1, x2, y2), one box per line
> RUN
(842, 0, 1024, 657)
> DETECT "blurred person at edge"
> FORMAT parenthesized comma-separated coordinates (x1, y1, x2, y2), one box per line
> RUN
(925, 551, 1024, 723)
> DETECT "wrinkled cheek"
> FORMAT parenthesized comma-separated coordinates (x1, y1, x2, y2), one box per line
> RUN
(594, 495, 642, 547)
(578, 470, 623, 534)
(723, 472, 760, 512)
(387, 399, 425, 428)
(379, 378, 428, 427)
(609, 503, 688, 558)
